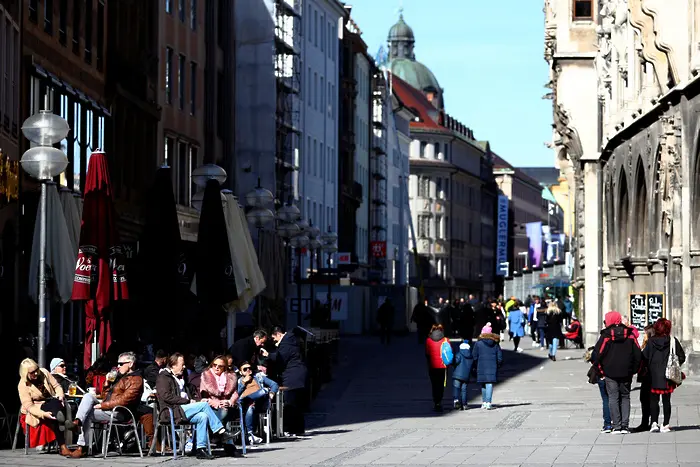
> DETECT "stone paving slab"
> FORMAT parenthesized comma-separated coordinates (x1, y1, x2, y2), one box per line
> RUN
(1, 335, 700, 466)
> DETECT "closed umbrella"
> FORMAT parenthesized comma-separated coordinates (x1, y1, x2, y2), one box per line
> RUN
(28, 182, 75, 304)
(134, 166, 183, 341)
(59, 188, 80, 258)
(234, 202, 265, 298)
(71, 151, 128, 369)
(192, 179, 237, 307)
(222, 193, 249, 300)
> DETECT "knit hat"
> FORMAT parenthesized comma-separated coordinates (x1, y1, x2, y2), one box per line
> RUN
(604, 311, 622, 327)
(49, 358, 64, 372)
(481, 323, 493, 334)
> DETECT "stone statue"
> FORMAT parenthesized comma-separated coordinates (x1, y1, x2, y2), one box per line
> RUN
(658, 117, 681, 237)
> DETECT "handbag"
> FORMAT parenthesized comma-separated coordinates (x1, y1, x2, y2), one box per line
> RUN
(665, 336, 683, 385)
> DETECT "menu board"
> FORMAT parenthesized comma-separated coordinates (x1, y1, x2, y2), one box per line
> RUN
(629, 294, 648, 331)
(628, 292, 665, 331)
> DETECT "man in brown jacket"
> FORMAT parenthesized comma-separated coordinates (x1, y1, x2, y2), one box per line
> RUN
(69, 351, 144, 458)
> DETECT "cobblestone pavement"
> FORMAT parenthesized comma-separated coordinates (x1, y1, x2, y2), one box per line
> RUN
(1, 334, 699, 466)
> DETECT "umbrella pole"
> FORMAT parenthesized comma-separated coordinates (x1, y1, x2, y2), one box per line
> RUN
(256, 227, 262, 328)
(59, 304, 64, 345)
(37, 181, 48, 369)
(69, 302, 74, 346)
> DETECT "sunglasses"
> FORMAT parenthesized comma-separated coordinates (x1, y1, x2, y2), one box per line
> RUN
(117, 361, 130, 366)
(240, 367, 251, 372)
(213, 364, 227, 370)
(57, 364, 66, 368)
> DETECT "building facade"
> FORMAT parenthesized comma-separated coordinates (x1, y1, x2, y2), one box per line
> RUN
(544, 0, 601, 341)
(353, 32, 371, 271)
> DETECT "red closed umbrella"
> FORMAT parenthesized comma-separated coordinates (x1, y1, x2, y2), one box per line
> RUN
(71, 151, 128, 369)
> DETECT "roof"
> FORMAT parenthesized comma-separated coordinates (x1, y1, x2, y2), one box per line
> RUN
(542, 186, 558, 203)
(388, 14, 414, 41)
(491, 152, 542, 189)
(389, 58, 442, 94)
(517, 167, 561, 187)
(390, 73, 448, 132)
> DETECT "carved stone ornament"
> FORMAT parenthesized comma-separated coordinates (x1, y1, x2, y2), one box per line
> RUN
(628, 0, 677, 92)
(553, 105, 584, 165)
(657, 115, 681, 237)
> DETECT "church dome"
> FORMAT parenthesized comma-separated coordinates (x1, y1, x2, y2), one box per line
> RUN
(386, 12, 443, 109)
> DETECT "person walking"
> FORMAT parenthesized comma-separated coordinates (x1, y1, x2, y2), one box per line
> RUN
(425, 324, 449, 412)
(377, 298, 395, 344)
(471, 323, 503, 410)
(451, 339, 474, 410)
(591, 311, 642, 434)
(411, 300, 434, 345)
(643, 318, 686, 433)
(506, 305, 526, 353)
(536, 304, 548, 349)
(545, 302, 564, 361)
(632, 325, 654, 432)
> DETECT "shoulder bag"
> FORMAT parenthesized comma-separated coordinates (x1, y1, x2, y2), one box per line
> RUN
(665, 336, 683, 385)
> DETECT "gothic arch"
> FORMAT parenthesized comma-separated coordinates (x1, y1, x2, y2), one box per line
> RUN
(616, 168, 631, 259)
(693, 144, 700, 248)
(633, 157, 649, 257)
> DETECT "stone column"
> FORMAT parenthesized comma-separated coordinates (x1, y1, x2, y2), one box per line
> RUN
(583, 159, 602, 346)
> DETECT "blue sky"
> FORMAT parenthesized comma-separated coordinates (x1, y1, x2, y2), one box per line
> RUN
(345, 0, 553, 167)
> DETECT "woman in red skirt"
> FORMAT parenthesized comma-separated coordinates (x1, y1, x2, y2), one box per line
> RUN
(642, 318, 685, 433)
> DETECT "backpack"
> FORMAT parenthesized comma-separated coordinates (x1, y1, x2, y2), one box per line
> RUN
(440, 339, 454, 366)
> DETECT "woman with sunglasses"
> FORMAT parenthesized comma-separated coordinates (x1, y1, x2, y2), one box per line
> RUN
(199, 356, 240, 456)
(237, 361, 279, 445)
(17, 358, 77, 456)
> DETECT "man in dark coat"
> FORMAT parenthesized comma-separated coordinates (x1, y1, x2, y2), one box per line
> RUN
(263, 327, 308, 436)
(228, 330, 268, 370)
(376, 298, 395, 344)
(411, 300, 434, 344)
(591, 311, 642, 434)
(143, 349, 168, 389)
(458, 299, 475, 340)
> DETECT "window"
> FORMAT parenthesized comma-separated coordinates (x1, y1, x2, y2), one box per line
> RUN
(418, 215, 430, 238)
(165, 47, 173, 103)
(320, 76, 324, 113)
(314, 72, 318, 110)
(418, 176, 430, 198)
(306, 136, 311, 173)
(313, 139, 317, 177)
(177, 141, 188, 204)
(314, 10, 318, 47)
(190, 0, 197, 30)
(96, 0, 104, 70)
(190, 62, 197, 115)
(331, 25, 336, 61)
(84, 0, 93, 64)
(327, 22, 331, 58)
(307, 66, 311, 106)
(420, 141, 427, 158)
(178, 0, 185, 22)
(72, 0, 81, 54)
(436, 215, 444, 239)
(29, 0, 38, 23)
(434, 142, 441, 159)
(164, 136, 172, 166)
(178, 54, 185, 110)
(436, 178, 443, 199)
(59, 0, 67, 44)
(573, 0, 593, 19)
(306, 4, 311, 43)
(320, 14, 325, 52)
(44, 0, 53, 34)
(165, 0, 172, 14)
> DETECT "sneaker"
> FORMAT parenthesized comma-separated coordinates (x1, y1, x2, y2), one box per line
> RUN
(481, 402, 487, 409)
(539, 346, 545, 351)
(453, 399, 461, 410)
(516, 348, 524, 353)
(660, 425, 672, 433)
(251, 434, 263, 444)
(619, 427, 630, 434)
(610, 429, 623, 435)
(650, 422, 660, 433)
(485, 402, 493, 410)
(601, 426, 612, 433)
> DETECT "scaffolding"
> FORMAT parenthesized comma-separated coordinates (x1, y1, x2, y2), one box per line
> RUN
(274, 0, 302, 203)
(370, 69, 389, 281)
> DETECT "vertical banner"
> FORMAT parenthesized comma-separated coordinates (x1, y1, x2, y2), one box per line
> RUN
(525, 221, 543, 268)
(496, 195, 509, 276)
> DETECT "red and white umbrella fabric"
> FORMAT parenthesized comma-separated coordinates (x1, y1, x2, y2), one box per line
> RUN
(71, 151, 128, 369)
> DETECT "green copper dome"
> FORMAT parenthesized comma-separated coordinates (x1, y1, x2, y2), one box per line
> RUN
(386, 12, 444, 110)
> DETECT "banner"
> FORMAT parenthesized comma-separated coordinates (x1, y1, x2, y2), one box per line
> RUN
(496, 195, 509, 276)
(526, 222, 543, 268)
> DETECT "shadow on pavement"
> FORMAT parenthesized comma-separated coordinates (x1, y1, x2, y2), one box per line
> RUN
(306, 334, 550, 430)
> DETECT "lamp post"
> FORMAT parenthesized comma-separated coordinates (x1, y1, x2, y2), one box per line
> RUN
(244, 179, 275, 329)
(21, 99, 71, 369)
(307, 220, 321, 311)
(321, 226, 338, 311)
(277, 200, 301, 326)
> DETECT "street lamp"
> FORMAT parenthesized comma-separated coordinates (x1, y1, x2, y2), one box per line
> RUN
(307, 220, 321, 310)
(21, 100, 70, 369)
(321, 226, 338, 311)
(245, 180, 275, 329)
(191, 163, 227, 211)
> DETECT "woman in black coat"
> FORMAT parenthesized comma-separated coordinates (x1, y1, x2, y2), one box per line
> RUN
(642, 318, 685, 432)
(545, 303, 564, 361)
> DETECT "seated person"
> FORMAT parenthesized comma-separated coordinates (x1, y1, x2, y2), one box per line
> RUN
(565, 317, 584, 348)
(198, 356, 240, 456)
(156, 353, 235, 460)
(17, 358, 77, 457)
(49, 358, 82, 394)
(142, 349, 168, 390)
(70, 351, 144, 458)
(237, 361, 279, 445)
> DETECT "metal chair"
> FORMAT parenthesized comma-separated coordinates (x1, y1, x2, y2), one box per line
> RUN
(257, 395, 275, 444)
(0, 402, 12, 445)
(90, 405, 143, 459)
(149, 399, 212, 459)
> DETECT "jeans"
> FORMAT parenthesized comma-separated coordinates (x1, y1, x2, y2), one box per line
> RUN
(538, 329, 547, 346)
(604, 378, 631, 430)
(481, 383, 493, 403)
(549, 338, 559, 356)
(650, 393, 672, 426)
(428, 368, 446, 405)
(597, 379, 611, 427)
(76, 393, 118, 446)
(243, 397, 270, 435)
(213, 407, 237, 445)
(639, 379, 651, 427)
(452, 379, 468, 406)
(182, 402, 224, 449)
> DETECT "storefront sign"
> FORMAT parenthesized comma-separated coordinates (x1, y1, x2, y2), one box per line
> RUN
(316, 292, 348, 320)
(496, 195, 509, 276)
(337, 252, 351, 264)
(629, 292, 665, 331)
(371, 241, 387, 258)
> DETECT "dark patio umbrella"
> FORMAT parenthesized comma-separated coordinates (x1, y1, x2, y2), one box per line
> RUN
(193, 179, 237, 308)
(71, 151, 128, 369)
(133, 166, 186, 343)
